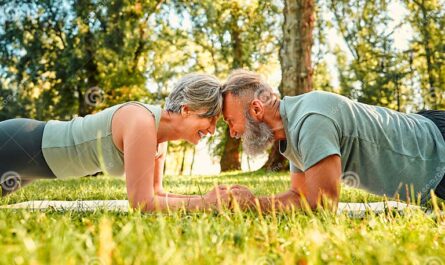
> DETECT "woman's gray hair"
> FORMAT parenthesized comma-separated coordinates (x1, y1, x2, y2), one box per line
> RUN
(165, 73, 223, 118)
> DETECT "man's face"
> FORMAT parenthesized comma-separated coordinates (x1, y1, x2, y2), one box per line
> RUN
(223, 92, 274, 156)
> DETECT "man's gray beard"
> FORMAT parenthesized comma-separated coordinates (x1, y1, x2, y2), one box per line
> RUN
(242, 112, 275, 156)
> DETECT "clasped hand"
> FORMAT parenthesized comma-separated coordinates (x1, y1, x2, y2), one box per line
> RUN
(204, 184, 256, 210)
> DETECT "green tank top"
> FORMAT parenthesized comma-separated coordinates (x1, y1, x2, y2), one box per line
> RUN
(41, 101, 162, 178)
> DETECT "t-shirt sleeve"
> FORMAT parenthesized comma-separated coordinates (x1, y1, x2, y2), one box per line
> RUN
(296, 114, 341, 171)
(290, 162, 303, 173)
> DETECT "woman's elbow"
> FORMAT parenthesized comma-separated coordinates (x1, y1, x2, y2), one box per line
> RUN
(129, 198, 157, 212)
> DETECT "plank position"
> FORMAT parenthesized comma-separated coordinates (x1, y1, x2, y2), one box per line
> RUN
(0, 74, 234, 212)
(221, 69, 445, 211)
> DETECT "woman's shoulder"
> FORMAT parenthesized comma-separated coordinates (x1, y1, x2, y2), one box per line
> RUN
(112, 101, 162, 129)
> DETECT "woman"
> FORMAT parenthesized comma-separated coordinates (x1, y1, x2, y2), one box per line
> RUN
(0, 73, 230, 211)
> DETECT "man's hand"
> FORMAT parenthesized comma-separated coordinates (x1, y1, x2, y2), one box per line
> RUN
(229, 185, 256, 210)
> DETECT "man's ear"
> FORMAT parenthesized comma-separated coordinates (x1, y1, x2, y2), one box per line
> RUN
(249, 99, 264, 121)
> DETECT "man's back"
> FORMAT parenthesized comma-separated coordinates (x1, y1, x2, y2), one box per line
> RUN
(279, 91, 445, 202)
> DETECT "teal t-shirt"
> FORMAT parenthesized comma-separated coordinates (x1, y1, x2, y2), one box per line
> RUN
(279, 91, 445, 203)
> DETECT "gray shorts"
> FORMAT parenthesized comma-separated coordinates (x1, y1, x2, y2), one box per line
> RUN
(0, 118, 56, 194)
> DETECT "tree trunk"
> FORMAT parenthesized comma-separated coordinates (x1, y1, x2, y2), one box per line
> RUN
(262, 142, 288, 172)
(262, 0, 315, 171)
(418, 3, 437, 109)
(280, 0, 314, 95)
(189, 146, 196, 175)
(220, 7, 243, 172)
(179, 145, 187, 175)
(220, 129, 241, 171)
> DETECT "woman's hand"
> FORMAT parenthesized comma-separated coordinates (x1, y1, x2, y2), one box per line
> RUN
(203, 185, 231, 209)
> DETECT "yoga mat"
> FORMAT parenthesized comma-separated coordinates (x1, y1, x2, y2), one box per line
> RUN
(0, 200, 424, 217)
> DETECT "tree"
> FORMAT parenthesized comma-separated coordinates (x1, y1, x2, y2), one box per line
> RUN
(263, 0, 315, 172)
(0, 0, 164, 121)
(175, 0, 281, 172)
(328, 0, 414, 111)
(403, 0, 445, 109)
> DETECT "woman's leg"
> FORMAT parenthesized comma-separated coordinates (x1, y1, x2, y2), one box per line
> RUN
(0, 118, 56, 196)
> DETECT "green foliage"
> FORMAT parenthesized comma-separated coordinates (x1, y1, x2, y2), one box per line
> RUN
(0, 0, 162, 120)
(403, 0, 445, 109)
(325, 0, 445, 111)
(175, 0, 282, 161)
(328, 0, 415, 111)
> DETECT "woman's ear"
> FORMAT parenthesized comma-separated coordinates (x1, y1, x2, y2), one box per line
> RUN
(181, 105, 190, 117)
(249, 99, 264, 121)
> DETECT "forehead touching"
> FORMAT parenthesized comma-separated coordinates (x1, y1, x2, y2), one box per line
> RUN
(223, 92, 245, 120)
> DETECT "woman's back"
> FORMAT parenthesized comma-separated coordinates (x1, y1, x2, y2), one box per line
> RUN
(41, 102, 161, 178)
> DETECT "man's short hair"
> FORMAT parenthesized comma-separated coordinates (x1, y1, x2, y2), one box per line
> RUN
(221, 69, 274, 104)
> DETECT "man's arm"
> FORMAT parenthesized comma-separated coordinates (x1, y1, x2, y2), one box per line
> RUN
(255, 155, 342, 212)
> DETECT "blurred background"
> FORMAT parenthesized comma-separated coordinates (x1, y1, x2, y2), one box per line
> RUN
(0, 0, 444, 175)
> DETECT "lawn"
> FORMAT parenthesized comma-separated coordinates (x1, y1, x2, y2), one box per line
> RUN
(0, 171, 444, 265)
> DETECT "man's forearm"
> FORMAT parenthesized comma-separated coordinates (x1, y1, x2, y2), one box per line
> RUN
(256, 190, 303, 212)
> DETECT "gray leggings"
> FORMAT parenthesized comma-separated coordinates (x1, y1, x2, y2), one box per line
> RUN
(0, 118, 56, 196)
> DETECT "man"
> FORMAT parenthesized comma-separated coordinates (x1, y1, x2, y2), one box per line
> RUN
(222, 69, 445, 211)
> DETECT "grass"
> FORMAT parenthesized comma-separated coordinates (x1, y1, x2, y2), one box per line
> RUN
(0, 170, 444, 265)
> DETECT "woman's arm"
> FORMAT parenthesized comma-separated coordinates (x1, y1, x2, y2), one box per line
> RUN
(117, 104, 226, 212)
(153, 142, 201, 199)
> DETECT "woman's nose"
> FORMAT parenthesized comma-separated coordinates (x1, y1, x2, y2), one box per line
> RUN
(209, 122, 216, 135)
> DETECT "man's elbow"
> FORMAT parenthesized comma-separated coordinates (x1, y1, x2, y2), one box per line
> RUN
(307, 190, 339, 210)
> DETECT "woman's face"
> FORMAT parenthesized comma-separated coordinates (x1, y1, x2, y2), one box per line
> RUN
(182, 107, 219, 144)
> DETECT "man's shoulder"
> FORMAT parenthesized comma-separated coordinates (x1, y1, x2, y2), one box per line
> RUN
(282, 91, 352, 119)
(283, 90, 349, 105)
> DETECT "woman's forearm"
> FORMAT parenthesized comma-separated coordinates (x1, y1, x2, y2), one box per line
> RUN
(138, 194, 218, 212)
(156, 191, 202, 199)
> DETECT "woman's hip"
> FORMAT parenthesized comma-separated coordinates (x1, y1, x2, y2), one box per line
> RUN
(0, 118, 56, 183)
